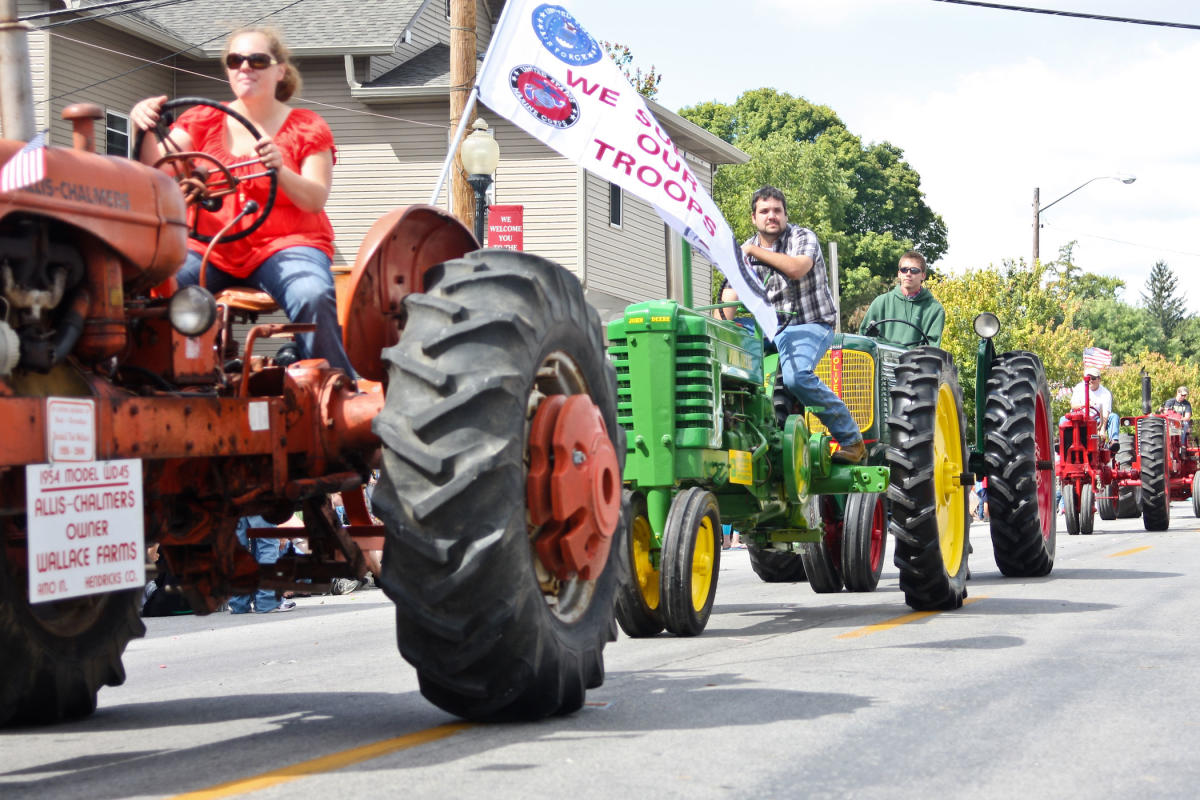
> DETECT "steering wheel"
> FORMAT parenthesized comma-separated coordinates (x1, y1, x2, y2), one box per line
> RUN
(862, 317, 930, 347)
(134, 97, 278, 244)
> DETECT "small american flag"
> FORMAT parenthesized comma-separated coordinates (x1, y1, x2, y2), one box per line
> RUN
(1083, 346, 1112, 369)
(0, 129, 48, 193)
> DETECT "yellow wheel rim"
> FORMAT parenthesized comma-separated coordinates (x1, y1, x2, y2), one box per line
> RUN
(690, 515, 716, 611)
(933, 382, 966, 575)
(631, 513, 660, 610)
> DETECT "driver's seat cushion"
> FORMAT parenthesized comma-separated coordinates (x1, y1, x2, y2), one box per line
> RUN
(215, 287, 279, 314)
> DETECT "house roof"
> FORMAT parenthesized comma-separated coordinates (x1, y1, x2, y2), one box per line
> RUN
(365, 44, 451, 88)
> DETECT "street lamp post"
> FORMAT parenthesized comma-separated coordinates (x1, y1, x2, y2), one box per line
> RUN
(461, 118, 500, 246)
(1032, 174, 1135, 267)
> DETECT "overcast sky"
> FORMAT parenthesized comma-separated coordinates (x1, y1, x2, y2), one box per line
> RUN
(583, 0, 1200, 312)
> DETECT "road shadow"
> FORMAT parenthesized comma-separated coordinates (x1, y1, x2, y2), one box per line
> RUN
(968, 567, 1183, 585)
(0, 674, 872, 799)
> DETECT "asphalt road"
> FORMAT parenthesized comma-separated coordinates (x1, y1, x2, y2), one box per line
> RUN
(5, 505, 1200, 800)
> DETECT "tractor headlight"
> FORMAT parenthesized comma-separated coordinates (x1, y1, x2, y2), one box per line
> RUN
(169, 285, 218, 336)
(973, 312, 1000, 340)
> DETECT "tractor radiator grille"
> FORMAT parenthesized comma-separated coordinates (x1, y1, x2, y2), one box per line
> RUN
(608, 339, 633, 432)
(806, 348, 875, 435)
(676, 335, 715, 429)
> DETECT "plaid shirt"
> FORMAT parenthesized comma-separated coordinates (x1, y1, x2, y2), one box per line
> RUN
(743, 224, 837, 328)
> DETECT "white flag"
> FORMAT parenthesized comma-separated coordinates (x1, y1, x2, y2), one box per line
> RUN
(0, 129, 48, 193)
(477, 1, 778, 339)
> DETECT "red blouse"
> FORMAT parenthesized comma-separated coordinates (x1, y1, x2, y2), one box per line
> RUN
(174, 105, 336, 279)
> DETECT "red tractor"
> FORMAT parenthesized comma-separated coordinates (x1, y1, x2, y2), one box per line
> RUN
(0, 99, 622, 726)
(1056, 375, 1135, 534)
(1114, 376, 1200, 530)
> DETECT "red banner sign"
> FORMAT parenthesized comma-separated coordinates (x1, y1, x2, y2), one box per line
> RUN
(487, 205, 524, 250)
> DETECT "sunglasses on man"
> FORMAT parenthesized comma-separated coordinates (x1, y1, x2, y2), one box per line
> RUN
(898, 266, 923, 275)
(225, 52, 278, 70)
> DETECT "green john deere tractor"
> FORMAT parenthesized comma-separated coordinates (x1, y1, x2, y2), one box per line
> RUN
(607, 304, 1056, 637)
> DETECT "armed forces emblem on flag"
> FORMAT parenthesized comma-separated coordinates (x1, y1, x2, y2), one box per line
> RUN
(532, 4, 602, 66)
(509, 66, 580, 129)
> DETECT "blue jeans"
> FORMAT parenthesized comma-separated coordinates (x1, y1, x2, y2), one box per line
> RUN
(228, 515, 282, 614)
(773, 323, 861, 445)
(179, 246, 354, 375)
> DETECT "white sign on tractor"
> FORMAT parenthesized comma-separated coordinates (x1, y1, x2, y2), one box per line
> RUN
(27, 397, 146, 603)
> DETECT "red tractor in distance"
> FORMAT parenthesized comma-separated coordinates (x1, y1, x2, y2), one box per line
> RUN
(1117, 375, 1200, 531)
(1056, 373, 1135, 535)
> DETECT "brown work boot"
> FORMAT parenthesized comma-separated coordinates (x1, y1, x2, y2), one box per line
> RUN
(831, 438, 867, 464)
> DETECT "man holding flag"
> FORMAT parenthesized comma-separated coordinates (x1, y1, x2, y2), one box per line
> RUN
(727, 186, 865, 463)
(471, 0, 864, 461)
(1070, 345, 1118, 443)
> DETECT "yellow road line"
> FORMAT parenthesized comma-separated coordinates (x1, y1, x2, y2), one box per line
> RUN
(837, 595, 988, 640)
(1108, 545, 1152, 558)
(171, 722, 474, 800)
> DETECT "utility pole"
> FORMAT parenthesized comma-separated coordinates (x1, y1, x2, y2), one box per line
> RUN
(449, 0, 477, 229)
(1032, 186, 1040, 268)
(0, 0, 35, 140)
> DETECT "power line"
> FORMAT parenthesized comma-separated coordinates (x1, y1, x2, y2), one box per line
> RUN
(931, 0, 1200, 31)
(32, 0, 198, 30)
(45, 29, 452, 132)
(22, 0, 192, 23)
(40, 0, 311, 106)
(1043, 224, 1200, 260)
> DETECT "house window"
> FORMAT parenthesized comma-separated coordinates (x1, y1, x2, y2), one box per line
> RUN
(609, 182, 622, 228)
(105, 111, 130, 157)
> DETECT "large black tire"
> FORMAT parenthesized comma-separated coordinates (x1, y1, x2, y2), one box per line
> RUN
(1079, 482, 1095, 535)
(841, 492, 887, 592)
(372, 250, 623, 721)
(747, 543, 807, 583)
(614, 490, 665, 637)
(1139, 416, 1171, 531)
(1115, 434, 1140, 518)
(982, 351, 1056, 577)
(1, 520, 144, 726)
(887, 348, 970, 611)
(660, 487, 721, 637)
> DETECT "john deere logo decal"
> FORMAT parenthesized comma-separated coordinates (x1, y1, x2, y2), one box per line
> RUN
(532, 4, 602, 66)
(509, 66, 580, 129)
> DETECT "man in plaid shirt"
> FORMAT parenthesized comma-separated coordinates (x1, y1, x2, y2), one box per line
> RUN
(730, 186, 865, 463)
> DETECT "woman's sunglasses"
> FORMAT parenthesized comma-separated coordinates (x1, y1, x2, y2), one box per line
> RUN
(898, 266, 923, 275)
(225, 52, 278, 70)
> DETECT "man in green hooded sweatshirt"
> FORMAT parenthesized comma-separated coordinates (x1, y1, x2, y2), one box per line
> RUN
(859, 250, 945, 346)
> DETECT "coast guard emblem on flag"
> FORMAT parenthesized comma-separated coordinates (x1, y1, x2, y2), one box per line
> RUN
(0, 129, 48, 193)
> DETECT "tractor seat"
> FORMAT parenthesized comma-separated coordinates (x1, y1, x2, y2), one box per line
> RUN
(214, 287, 279, 315)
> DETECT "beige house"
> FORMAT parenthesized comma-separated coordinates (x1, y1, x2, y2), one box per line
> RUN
(14, 0, 747, 318)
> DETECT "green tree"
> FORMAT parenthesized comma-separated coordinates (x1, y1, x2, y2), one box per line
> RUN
(926, 260, 1092, 422)
(680, 88, 947, 309)
(1141, 259, 1188, 340)
(602, 41, 662, 100)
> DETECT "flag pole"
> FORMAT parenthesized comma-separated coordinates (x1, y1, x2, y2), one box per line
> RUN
(428, 86, 479, 208)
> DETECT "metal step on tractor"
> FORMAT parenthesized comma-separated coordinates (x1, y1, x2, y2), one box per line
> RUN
(1, 98, 623, 726)
(608, 305, 1057, 638)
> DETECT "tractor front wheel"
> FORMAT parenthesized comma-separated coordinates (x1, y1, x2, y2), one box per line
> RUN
(982, 351, 1056, 577)
(1, 520, 144, 726)
(1079, 482, 1096, 535)
(887, 348, 970, 611)
(372, 250, 623, 721)
(1097, 482, 1117, 521)
(660, 487, 721, 636)
(1063, 484, 1080, 535)
(841, 492, 887, 592)
(1191, 472, 1200, 518)
(1139, 416, 1171, 531)
(614, 491, 665, 637)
